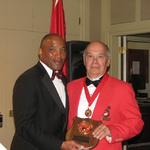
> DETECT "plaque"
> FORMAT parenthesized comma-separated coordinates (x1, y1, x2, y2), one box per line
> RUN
(66, 117, 101, 149)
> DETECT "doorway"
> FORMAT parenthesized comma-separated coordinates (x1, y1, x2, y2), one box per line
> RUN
(126, 49, 149, 98)
(127, 34, 150, 99)
(112, 33, 150, 99)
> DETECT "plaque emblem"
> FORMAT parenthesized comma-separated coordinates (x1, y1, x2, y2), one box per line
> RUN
(78, 120, 93, 135)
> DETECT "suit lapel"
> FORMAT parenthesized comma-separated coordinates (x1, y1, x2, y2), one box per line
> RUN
(41, 73, 66, 113)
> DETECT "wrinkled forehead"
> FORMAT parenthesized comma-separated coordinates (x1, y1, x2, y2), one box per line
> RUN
(85, 42, 107, 54)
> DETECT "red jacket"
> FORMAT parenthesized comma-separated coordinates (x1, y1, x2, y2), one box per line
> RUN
(67, 74, 144, 150)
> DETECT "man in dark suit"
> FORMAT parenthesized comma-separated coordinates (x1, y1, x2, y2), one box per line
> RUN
(10, 33, 81, 150)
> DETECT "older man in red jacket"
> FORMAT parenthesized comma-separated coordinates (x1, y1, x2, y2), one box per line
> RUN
(67, 41, 144, 150)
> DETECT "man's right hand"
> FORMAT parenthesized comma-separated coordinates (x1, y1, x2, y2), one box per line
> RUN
(61, 140, 83, 150)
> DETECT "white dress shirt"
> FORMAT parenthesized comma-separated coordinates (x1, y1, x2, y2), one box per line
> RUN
(40, 61, 66, 108)
(78, 84, 99, 118)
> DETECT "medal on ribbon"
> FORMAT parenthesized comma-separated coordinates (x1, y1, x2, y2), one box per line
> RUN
(85, 108, 92, 118)
(84, 80, 101, 118)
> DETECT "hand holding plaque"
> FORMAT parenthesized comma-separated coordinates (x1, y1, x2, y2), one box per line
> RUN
(66, 117, 102, 149)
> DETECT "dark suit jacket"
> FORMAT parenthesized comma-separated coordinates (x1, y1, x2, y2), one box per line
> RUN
(10, 62, 69, 150)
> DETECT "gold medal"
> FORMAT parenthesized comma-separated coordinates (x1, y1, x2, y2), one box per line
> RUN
(85, 108, 92, 117)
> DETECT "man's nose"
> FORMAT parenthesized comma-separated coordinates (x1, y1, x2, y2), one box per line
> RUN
(93, 56, 98, 62)
(54, 50, 61, 58)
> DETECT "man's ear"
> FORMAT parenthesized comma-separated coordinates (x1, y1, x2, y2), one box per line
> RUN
(38, 48, 42, 59)
(83, 53, 86, 66)
(107, 58, 111, 67)
(39, 48, 42, 56)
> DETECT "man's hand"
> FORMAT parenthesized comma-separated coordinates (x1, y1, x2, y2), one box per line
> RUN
(61, 140, 84, 150)
(92, 123, 111, 141)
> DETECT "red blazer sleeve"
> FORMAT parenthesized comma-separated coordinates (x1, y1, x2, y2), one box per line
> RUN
(107, 83, 144, 143)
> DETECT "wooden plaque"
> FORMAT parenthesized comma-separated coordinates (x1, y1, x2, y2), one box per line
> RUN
(66, 117, 101, 149)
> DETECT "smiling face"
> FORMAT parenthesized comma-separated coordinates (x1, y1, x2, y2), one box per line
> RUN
(39, 34, 66, 71)
(83, 41, 110, 79)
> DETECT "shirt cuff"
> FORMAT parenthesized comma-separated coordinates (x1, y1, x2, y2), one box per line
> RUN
(106, 135, 112, 143)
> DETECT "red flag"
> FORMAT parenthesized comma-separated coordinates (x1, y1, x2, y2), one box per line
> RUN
(50, 0, 67, 76)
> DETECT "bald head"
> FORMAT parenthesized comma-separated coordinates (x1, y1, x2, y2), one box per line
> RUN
(40, 33, 65, 49)
(84, 41, 110, 58)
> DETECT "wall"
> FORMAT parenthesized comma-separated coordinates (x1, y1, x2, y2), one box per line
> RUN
(100, 0, 150, 77)
(0, 0, 51, 148)
(89, 0, 101, 40)
(0, 0, 94, 149)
